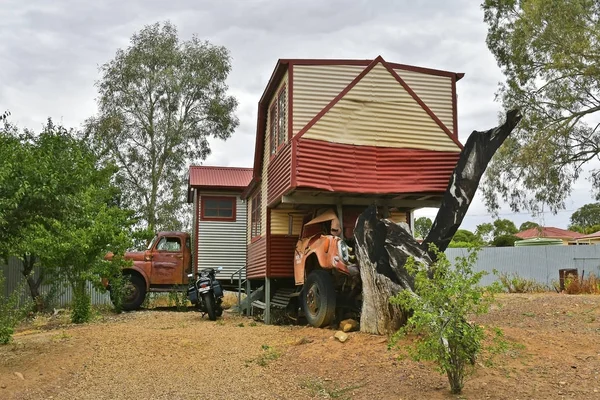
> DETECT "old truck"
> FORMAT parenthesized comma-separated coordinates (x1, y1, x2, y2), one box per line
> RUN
(105, 231, 194, 310)
(291, 208, 362, 328)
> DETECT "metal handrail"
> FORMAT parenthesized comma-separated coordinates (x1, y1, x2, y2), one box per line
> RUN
(230, 265, 246, 314)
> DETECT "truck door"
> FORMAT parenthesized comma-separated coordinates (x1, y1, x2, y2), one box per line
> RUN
(150, 236, 185, 285)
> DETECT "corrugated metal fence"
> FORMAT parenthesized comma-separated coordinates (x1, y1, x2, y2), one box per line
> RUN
(1, 257, 111, 307)
(4, 246, 600, 306)
(445, 246, 600, 286)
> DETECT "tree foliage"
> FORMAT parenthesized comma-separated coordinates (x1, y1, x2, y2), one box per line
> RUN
(519, 221, 539, 231)
(569, 202, 600, 229)
(448, 229, 482, 248)
(482, 0, 600, 214)
(0, 120, 134, 319)
(475, 219, 518, 244)
(86, 21, 239, 231)
(414, 217, 433, 239)
(390, 246, 502, 394)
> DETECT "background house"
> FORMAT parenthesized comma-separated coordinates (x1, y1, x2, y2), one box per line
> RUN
(187, 166, 253, 283)
(515, 226, 584, 245)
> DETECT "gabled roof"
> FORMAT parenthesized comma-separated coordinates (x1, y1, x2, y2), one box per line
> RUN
(188, 166, 253, 190)
(515, 227, 585, 240)
(246, 56, 465, 196)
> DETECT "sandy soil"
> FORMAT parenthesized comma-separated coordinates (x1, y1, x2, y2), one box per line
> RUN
(1, 293, 599, 400)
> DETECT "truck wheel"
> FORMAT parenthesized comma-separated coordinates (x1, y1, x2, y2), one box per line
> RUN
(303, 270, 336, 328)
(203, 293, 217, 321)
(121, 274, 146, 311)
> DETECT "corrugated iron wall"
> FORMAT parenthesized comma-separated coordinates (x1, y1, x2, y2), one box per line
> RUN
(268, 235, 297, 278)
(395, 68, 454, 134)
(246, 237, 267, 279)
(1, 257, 110, 307)
(295, 138, 460, 193)
(292, 64, 365, 133)
(446, 246, 600, 286)
(301, 63, 460, 153)
(197, 192, 247, 281)
(267, 142, 292, 205)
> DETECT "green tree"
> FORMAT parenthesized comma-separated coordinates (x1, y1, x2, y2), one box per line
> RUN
(491, 234, 520, 247)
(475, 222, 494, 243)
(390, 246, 502, 394)
(0, 121, 134, 318)
(414, 217, 433, 238)
(481, 0, 600, 214)
(493, 218, 518, 237)
(519, 221, 539, 232)
(86, 21, 239, 231)
(569, 203, 600, 230)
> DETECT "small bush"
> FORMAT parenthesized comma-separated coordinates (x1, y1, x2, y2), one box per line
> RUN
(497, 272, 548, 293)
(390, 245, 503, 394)
(564, 273, 600, 294)
(167, 286, 189, 311)
(0, 271, 31, 344)
(71, 282, 91, 324)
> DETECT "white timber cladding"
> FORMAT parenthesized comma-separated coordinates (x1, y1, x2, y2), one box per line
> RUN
(261, 71, 288, 236)
(270, 209, 304, 235)
(197, 192, 247, 281)
(292, 64, 365, 134)
(301, 63, 460, 152)
(395, 69, 454, 134)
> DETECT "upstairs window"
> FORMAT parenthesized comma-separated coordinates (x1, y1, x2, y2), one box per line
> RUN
(201, 196, 236, 222)
(269, 85, 287, 157)
(251, 191, 262, 239)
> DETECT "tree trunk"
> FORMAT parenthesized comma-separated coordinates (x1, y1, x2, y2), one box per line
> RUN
(21, 254, 44, 312)
(355, 110, 522, 335)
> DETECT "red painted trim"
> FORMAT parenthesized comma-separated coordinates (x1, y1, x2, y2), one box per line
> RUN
(200, 196, 236, 222)
(381, 61, 464, 149)
(295, 56, 386, 140)
(388, 62, 464, 81)
(194, 190, 200, 274)
(452, 75, 458, 137)
(190, 186, 246, 192)
(266, 208, 272, 277)
(288, 63, 293, 140)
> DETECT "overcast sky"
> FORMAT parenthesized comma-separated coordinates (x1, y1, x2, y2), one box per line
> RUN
(0, 0, 595, 231)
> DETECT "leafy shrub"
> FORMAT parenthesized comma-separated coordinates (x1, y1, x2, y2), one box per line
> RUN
(390, 245, 503, 394)
(0, 271, 31, 344)
(491, 234, 520, 247)
(168, 286, 189, 311)
(497, 272, 548, 293)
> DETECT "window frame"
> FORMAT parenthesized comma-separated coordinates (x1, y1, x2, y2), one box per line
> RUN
(268, 84, 288, 158)
(200, 196, 237, 222)
(250, 191, 262, 241)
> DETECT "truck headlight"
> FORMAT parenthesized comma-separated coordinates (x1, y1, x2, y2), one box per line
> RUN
(338, 241, 350, 263)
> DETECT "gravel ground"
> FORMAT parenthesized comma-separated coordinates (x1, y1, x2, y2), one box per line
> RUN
(1, 293, 600, 400)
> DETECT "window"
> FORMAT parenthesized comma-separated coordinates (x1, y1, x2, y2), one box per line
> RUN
(200, 196, 236, 221)
(268, 85, 287, 157)
(156, 237, 181, 252)
(251, 191, 261, 239)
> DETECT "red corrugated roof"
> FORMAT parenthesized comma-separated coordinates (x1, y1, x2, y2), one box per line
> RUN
(579, 230, 600, 240)
(188, 166, 253, 189)
(515, 227, 585, 240)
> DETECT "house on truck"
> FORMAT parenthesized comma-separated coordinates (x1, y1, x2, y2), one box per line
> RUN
(240, 55, 464, 324)
(187, 166, 253, 286)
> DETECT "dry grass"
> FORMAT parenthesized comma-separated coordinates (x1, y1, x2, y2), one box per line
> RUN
(221, 291, 245, 309)
(565, 273, 600, 294)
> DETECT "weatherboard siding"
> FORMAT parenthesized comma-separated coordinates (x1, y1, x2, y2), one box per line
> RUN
(292, 64, 365, 134)
(301, 63, 460, 152)
(197, 192, 247, 281)
(394, 68, 454, 135)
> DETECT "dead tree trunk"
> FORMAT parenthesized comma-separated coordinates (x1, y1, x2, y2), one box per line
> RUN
(355, 110, 522, 335)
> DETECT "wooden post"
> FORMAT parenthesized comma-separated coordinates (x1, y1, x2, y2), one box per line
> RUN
(264, 277, 271, 324)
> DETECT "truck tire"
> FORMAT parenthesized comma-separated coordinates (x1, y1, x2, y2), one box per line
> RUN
(121, 274, 146, 311)
(302, 269, 336, 328)
(203, 293, 217, 321)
